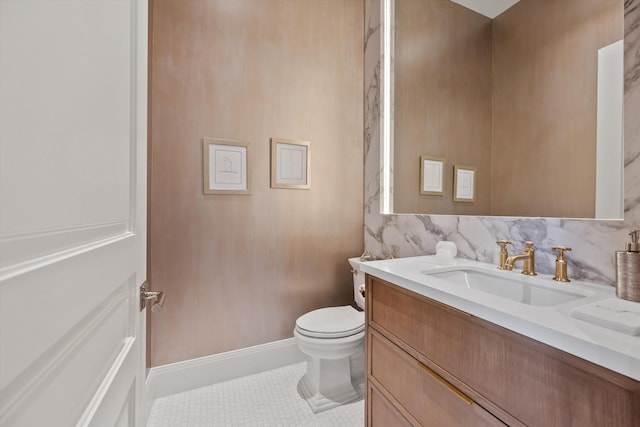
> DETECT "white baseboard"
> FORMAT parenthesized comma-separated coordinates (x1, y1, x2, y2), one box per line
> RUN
(145, 338, 305, 416)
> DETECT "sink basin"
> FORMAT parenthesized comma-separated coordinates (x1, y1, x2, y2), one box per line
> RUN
(425, 268, 587, 306)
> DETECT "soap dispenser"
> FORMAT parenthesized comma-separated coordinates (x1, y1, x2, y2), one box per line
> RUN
(615, 230, 640, 302)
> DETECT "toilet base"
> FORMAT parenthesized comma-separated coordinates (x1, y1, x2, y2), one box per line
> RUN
(297, 357, 362, 413)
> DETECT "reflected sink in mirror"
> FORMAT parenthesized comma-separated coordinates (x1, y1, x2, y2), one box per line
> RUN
(425, 268, 589, 306)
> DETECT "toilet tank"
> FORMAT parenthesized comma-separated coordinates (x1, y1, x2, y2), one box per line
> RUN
(348, 257, 367, 309)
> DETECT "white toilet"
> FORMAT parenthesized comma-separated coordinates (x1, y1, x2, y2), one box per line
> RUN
(293, 257, 367, 413)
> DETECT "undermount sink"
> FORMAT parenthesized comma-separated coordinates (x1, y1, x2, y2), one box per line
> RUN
(425, 268, 588, 306)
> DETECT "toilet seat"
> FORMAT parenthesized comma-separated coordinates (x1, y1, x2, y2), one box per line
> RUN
(295, 306, 364, 339)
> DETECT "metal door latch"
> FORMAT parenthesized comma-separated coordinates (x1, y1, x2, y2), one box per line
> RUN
(140, 282, 166, 312)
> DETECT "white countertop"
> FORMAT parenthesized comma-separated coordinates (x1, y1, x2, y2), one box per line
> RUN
(360, 256, 640, 381)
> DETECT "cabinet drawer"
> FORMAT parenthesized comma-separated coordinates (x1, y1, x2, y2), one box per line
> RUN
(368, 383, 412, 427)
(369, 329, 503, 427)
(368, 275, 468, 375)
(368, 275, 640, 426)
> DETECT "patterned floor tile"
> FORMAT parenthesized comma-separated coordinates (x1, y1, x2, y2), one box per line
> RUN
(147, 362, 364, 426)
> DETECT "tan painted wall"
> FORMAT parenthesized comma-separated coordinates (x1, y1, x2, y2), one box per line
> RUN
(393, 0, 493, 215)
(492, 0, 622, 217)
(149, 0, 364, 366)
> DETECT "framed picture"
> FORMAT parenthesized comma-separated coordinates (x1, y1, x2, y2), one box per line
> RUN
(420, 156, 445, 195)
(203, 138, 250, 195)
(453, 165, 475, 202)
(270, 138, 311, 189)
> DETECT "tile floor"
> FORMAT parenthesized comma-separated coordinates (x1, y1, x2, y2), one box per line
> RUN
(147, 362, 365, 426)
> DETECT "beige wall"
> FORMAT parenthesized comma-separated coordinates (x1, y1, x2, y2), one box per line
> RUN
(393, 0, 493, 215)
(149, 0, 364, 367)
(492, 0, 622, 217)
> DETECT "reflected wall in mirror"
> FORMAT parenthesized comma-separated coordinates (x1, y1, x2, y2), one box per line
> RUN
(390, 0, 624, 218)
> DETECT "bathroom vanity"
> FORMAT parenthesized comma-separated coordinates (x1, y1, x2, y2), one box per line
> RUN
(361, 257, 640, 426)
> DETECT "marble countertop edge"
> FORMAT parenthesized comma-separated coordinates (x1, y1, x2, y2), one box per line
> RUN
(360, 255, 640, 381)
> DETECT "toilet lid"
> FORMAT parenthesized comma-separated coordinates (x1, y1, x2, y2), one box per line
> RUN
(295, 306, 365, 338)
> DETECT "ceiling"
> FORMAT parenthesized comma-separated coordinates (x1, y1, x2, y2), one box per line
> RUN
(450, 0, 520, 19)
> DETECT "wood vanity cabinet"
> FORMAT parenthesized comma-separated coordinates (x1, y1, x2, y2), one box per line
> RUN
(365, 275, 640, 427)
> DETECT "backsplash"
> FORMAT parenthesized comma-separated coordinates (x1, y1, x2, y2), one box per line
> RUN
(364, 0, 640, 285)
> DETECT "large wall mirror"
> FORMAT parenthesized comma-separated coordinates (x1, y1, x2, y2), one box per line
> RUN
(385, 0, 624, 219)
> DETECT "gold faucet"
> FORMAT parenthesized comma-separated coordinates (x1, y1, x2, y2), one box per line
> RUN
(504, 241, 537, 276)
(496, 240, 512, 269)
(552, 246, 572, 282)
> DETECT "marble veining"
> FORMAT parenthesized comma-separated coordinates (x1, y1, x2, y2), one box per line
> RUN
(625, 0, 639, 93)
(364, 0, 640, 285)
(595, 302, 640, 316)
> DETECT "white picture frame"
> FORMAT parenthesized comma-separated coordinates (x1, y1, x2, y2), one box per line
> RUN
(420, 156, 445, 195)
(203, 138, 250, 194)
(453, 165, 476, 202)
(270, 138, 311, 189)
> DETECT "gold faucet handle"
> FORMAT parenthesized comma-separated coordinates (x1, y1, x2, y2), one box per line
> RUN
(496, 241, 512, 270)
(552, 246, 572, 282)
(551, 246, 572, 259)
(496, 240, 512, 249)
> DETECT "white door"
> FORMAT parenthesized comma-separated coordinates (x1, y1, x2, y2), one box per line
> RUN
(0, 0, 148, 426)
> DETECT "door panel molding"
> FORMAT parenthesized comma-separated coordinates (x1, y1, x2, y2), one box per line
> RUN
(0, 0, 138, 244)
(0, 222, 129, 274)
(0, 278, 136, 426)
